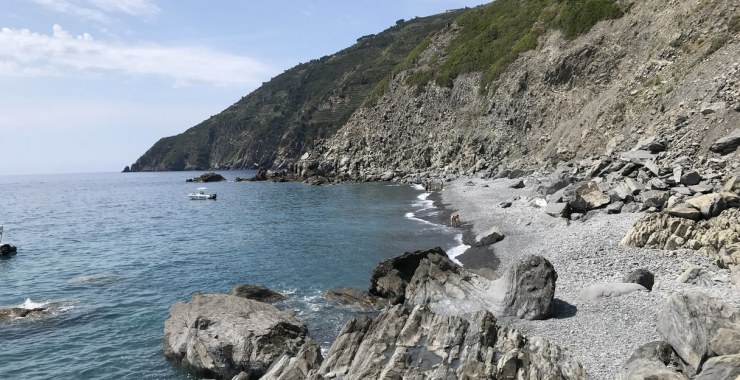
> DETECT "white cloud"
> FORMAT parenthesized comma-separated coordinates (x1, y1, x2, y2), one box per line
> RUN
(0, 24, 275, 86)
(31, 0, 112, 24)
(86, 0, 160, 18)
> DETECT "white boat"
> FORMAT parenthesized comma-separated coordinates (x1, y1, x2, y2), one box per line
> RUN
(188, 187, 217, 200)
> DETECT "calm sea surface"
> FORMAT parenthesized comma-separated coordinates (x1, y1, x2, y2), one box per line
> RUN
(0, 171, 465, 379)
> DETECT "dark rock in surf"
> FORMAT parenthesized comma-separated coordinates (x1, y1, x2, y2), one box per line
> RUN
(0, 307, 48, 321)
(229, 284, 286, 303)
(368, 247, 447, 304)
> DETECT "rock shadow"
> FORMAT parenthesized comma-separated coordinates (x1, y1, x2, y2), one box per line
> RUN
(550, 298, 577, 319)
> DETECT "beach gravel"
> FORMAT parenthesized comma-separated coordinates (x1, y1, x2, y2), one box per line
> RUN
(439, 177, 740, 380)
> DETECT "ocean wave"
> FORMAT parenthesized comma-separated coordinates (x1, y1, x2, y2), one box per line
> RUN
(404, 212, 439, 227)
(446, 234, 470, 266)
(411, 184, 425, 191)
(20, 298, 48, 309)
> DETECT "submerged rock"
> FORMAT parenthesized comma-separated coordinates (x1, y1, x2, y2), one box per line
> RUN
(0, 307, 48, 321)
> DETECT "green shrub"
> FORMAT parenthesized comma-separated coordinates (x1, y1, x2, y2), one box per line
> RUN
(707, 35, 729, 55)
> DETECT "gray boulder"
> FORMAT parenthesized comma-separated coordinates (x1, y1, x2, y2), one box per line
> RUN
(694, 354, 740, 380)
(616, 341, 688, 380)
(497, 255, 558, 319)
(686, 193, 727, 219)
(475, 225, 505, 246)
(623, 268, 655, 291)
(323, 287, 384, 311)
(259, 340, 323, 380)
(680, 170, 702, 186)
(710, 128, 740, 154)
(546, 202, 570, 218)
(657, 292, 740, 373)
(163, 293, 309, 379)
(576, 181, 611, 209)
(642, 190, 669, 210)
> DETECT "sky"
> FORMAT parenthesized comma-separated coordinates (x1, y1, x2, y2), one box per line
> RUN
(0, 0, 489, 175)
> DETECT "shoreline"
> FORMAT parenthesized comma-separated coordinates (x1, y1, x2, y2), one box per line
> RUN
(435, 175, 740, 380)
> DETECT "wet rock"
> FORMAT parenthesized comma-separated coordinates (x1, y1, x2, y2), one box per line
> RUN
(0, 307, 48, 321)
(0, 244, 17, 256)
(323, 287, 384, 311)
(163, 293, 309, 379)
(229, 284, 286, 303)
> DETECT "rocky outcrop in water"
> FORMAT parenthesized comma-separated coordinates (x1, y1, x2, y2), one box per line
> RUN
(186, 172, 226, 183)
(163, 293, 308, 379)
(228, 284, 286, 303)
(0, 307, 47, 321)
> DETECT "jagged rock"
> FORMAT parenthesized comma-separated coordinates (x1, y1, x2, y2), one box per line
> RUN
(576, 283, 648, 303)
(680, 170, 702, 186)
(710, 128, 740, 154)
(694, 354, 740, 380)
(259, 340, 323, 380)
(613, 182, 634, 201)
(0, 244, 18, 256)
(723, 192, 740, 208)
(368, 247, 447, 304)
(546, 202, 570, 218)
(625, 178, 645, 195)
(311, 304, 584, 379)
(404, 253, 557, 320)
(323, 287, 385, 311)
(0, 307, 48, 321)
(686, 193, 727, 219)
(187, 172, 226, 183)
(641, 190, 669, 210)
(657, 292, 740, 373)
(649, 178, 669, 190)
(576, 181, 611, 209)
(476, 226, 505, 246)
(228, 285, 286, 303)
(666, 203, 702, 220)
(616, 341, 688, 380)
(723, 176, 739, 194)
(623, 268, 655, 291)
(163, 293, 308, 379)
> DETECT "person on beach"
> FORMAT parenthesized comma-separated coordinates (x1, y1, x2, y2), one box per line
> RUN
(450, 213, 460, 227)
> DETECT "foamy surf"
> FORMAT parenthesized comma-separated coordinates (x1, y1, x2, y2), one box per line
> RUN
(404, 212, 439, 226)
(20, 298, 48, 309)
(446, 234, 470, 266)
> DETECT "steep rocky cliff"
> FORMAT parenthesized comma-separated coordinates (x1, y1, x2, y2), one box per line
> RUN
(130, 0, 740, 176)
(294, 0, 740, 181)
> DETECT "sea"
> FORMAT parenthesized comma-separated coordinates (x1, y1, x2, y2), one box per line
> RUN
(0, 171, 468, 379)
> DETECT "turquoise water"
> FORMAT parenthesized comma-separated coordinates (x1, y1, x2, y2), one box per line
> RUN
(0, 172, 463, 379)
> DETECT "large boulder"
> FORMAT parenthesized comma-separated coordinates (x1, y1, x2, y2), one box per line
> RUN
(575, 181, 611, 209)
(259, 340, 323, 380)
(686, 193, 727, 219)
(623, 268, 655, 291)
(311, 304, 584, 379)
(657, 292, 740, 373)
(475, 225, 505, 246)
(616, 341, 688, 380)
(404, 253, 557, 320)
(694, 354, 740, 380)
(163, 293, 309, 379)
(368, 247, 447, 304)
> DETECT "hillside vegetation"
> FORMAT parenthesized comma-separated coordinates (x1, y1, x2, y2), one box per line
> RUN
(129, 0, 626, 171)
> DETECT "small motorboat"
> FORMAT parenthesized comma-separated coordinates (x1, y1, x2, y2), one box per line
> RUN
(188, 187, 217, 200)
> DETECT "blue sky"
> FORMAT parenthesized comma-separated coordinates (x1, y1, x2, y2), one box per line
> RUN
(0, 0, 488, 175)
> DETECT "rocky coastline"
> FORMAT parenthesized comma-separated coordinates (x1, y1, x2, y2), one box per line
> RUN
(163, 158, 740, 379)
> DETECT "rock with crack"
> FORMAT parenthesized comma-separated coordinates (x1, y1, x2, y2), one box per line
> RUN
(615, 341, 688, 380)
(309, 304, 584, 379)
(657, 292, 740, 375)
(368, 247, 447, 304)
(404, 253, 557, 320)
(259, 340, 323, 380)
(163, 293, 309, 379)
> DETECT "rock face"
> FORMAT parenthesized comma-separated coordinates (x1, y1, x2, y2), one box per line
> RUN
(309, 304, 585, 380)
(621, 208, 740, 266)
(322, 287, 385, 311)
(403, 252, 557, 320)
(657, 292, 740, 374)
(368, 247, 447, 304)
(615, 341, 688, 380)
(163, 293, 309, 379)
